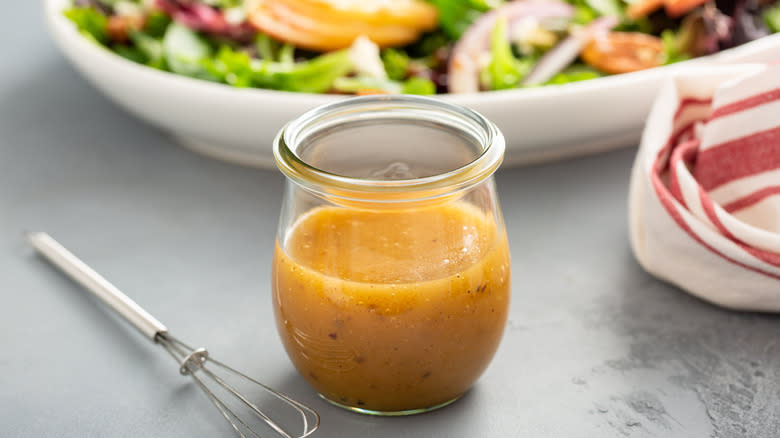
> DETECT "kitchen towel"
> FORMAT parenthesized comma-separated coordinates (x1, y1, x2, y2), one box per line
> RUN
(629, 62, 780, 311)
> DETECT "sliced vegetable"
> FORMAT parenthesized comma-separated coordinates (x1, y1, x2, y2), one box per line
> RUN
(247, 0, 438, 51)
(581, 31, 664, 74)
(61, 0, 780, 95)
(157, 0, 254, 40)
(522, 15, 618, 85)
(272, 0, 439, 28)
(448, 0, 575, 92)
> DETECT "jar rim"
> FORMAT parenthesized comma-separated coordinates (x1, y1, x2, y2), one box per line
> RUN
(273, 95, 505, 203)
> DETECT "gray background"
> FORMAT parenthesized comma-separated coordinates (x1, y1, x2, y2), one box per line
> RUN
(2, 3, 779, 437)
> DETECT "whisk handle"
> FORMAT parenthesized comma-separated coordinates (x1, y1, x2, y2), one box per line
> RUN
(27, 232, 168, 341)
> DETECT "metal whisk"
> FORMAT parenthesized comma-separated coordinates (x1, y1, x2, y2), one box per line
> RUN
(28, 232, 320, 438)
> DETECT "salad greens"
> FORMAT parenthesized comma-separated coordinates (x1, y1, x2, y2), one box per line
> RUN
(428, 0, 498, 39)
(144, 10, 172, 38)
(64, 0, 780, 95)
(660, 29, 691, 64)
(164, 22, 213, 78)
(568, 0, 613, 24)
(199, 41, 356, 92)
(64, 7, 109, 44)
(545, 64, 603, 84)
(486, 17, 534, 89)
(381, 49, 411, 81)
(765, 2, 780, 32)
(584, 0, 622, 17)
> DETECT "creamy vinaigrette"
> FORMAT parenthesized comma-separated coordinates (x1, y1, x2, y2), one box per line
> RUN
(272, 202, 510, 413)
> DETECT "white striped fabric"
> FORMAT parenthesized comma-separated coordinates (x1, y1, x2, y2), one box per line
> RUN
(629, 63, 780, 312)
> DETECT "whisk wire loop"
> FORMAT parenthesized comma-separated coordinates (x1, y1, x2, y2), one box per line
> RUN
(189, 368, 264, 438)
(157, 333, 320, 438)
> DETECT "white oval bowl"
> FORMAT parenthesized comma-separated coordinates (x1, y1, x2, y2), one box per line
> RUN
(45, 0, 780, 167)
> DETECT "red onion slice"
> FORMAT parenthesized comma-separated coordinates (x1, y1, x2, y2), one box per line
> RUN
(156, 0, 254, 41)
(522, 15, 618, 85)
(447, 0, 575, 93)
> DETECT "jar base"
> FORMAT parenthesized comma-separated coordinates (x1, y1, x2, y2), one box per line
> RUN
(319, 394, 462, 416)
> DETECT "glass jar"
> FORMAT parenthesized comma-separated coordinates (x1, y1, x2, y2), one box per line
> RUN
(271, 96, 510, 416)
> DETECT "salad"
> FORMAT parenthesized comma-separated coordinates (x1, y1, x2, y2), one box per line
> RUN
(64, 0, 780, 94)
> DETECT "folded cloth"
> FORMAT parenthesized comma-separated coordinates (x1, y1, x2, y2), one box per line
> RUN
(629, 63, 780, 312)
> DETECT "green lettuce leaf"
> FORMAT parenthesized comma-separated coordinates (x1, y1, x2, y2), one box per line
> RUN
(332, 76, 436, 95)
(163, 22, 215, 80)
(401, 77, 436, 95)
(144, 11, 172, 39)
(544, 64, 602, 84)
(64, 7, 108, 44)
(202, 46, 254, 87)
(130, 31, 165, 69)
(660, 29, 690, 65)
(764, 3, 780, 33)
(252, 50, 353, 93)
(382, 48, 411, 81)
(427, 0, 495, 39)
(486, 16, 530, 90)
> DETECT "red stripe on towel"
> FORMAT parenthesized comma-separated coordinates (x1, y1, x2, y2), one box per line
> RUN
(668, 139, 700, 206)
(694, 126, 780, 191)
(709, 88, 780, 121)
(673, 97, 712, 121)
(647, 119, 780, 280)
(656, 123, 698, 174)
(722, 185, 780, 213)
(698, 187, 780, 267)
(650, 170, 780, 280)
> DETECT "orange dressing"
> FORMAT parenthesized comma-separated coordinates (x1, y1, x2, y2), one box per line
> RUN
(272, 202, 510, 412)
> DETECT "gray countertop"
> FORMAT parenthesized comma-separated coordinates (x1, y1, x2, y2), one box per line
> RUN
(2, 3, 780, 437)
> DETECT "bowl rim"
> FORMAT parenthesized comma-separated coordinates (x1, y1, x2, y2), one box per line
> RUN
(44, 0, 780, 106)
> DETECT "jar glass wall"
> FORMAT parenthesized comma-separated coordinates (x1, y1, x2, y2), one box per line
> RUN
(272, 96, 511, 416)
